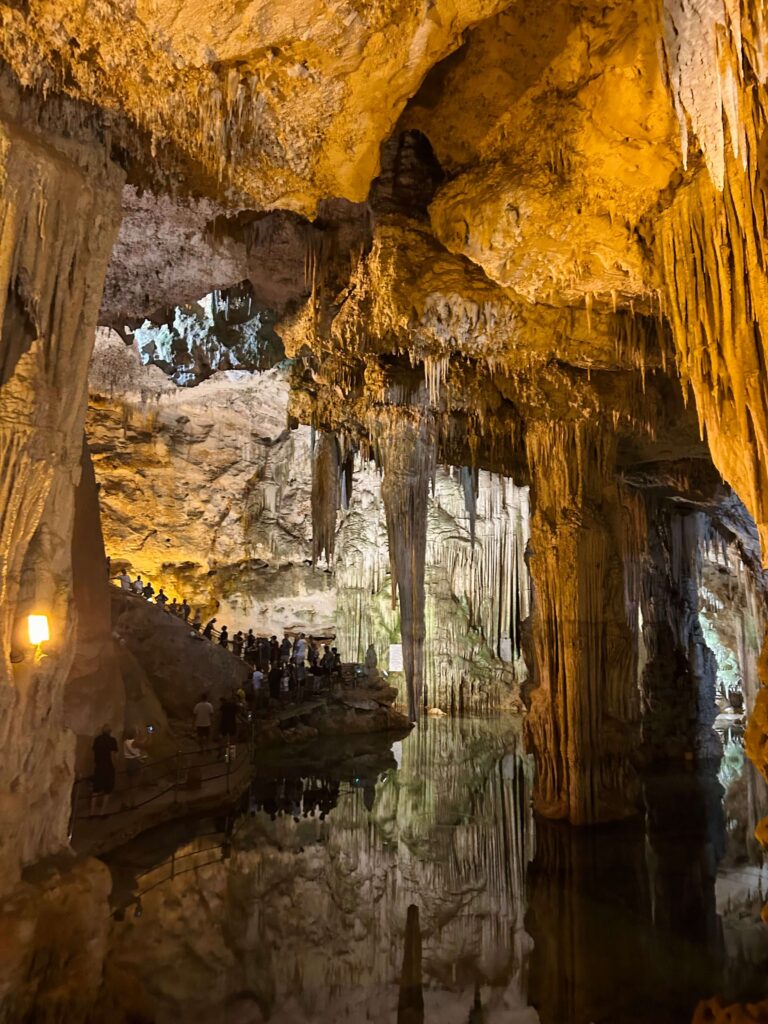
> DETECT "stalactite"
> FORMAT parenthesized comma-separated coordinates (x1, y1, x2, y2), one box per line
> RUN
(378, 411, 436, 722)
(459, 466, 478, 547)
(524, 419, 640, 825)
(311, 431, 341, 567)
(656, 0, 768, 555)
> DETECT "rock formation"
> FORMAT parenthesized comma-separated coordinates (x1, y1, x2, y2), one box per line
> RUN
(4, 0, 768, 1012)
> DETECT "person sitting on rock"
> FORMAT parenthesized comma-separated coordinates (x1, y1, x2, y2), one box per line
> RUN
(203, 617, 216, 639)
(142, 580, 155, 600)
(219, 625, 229, 648)
(180, 599, 191, 622)
(133, 575, 144, 595)
(117, 570, 132, 591)
(155, 588, 168, 606)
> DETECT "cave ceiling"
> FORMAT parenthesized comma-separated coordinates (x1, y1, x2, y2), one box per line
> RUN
(2, 0, 765, 518)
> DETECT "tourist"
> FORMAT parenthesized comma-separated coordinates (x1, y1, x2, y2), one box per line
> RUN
(245, 628, 255, 651)
(269, 635, 280, 665)
(293, 633, 307, 664)
(251, 666, 264, 705)
(218, 695, 239, 759)
(90, 724, 118, 816)
(268, 662, 282, 700)
(193, 693, 214, 751)
(155, 588, 168, 606)
(320, 644, 333, 677)
(330, 647, 342, 682)
(280, 635, 292, 665)
(308, 638, 319, 669)
(168, 598, 179, 616)
(117, 570, 132, 591)
(232, 631, 243, 657)
(219, 625, 229, 648)
(142, 580, 155, 600)
(123, 728, 143, 807)
(203, 617, 216, 639)
(180, 598, 191, 622)
(365, 643, 377, 677)
(133, 575, 144, 595)
(192, 609, 202, 631)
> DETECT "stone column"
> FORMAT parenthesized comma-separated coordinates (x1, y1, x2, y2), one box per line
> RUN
(379, 410, 435, 722)
(0, 76, 124, 893)
(524, 420, 640, 825)
(639, 502, 720, 764)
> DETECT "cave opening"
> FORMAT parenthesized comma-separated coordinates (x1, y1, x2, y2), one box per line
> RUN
(2, 2, 768, 1021)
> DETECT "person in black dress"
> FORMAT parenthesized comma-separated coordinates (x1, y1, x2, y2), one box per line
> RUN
(91, 724, 118, 816)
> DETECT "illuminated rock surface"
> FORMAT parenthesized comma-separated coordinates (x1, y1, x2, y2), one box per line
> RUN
(3, 0, 768, 1017)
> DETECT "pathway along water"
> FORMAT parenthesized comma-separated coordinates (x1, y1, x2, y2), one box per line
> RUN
(97, 716, 768, 1023)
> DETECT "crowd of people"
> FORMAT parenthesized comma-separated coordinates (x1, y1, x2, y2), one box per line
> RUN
(112, 569, 345, 683)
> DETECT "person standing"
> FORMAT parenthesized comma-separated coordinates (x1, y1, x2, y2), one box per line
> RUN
(91, 724, 118, 816)
(218, 695, 239, 760)
(117, 570, 132, 591)
(191, 609, 202, 631)
(193, 693, 214, 751)
(142, 580, 155, 600)
(203, 617, 216, 639)
(180, 598, 191, 622)
(219, 625, 229, 649)
(133, 575, 144, 595)
(155, 588, 168, 607)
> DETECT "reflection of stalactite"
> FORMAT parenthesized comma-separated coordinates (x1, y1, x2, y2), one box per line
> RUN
(397, 905, 423, 1024)
(524, 420, 640, 824)
(311, 431, 341, 566)
(379, 412, 435, 721)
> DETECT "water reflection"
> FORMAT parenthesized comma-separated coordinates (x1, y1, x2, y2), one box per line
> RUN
(101, 717, 768, 1024)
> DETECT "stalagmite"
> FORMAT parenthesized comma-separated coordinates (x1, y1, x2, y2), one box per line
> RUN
(378, 411, 436, 722)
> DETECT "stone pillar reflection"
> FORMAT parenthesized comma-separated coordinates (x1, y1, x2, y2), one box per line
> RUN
(524, 420, 640, 825)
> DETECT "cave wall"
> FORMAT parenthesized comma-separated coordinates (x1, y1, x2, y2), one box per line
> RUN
(0, 75, 123, 893)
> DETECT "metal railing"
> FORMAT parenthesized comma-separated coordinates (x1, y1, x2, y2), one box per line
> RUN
(110, 580, 336, 662)
(69, 738, 253, 841)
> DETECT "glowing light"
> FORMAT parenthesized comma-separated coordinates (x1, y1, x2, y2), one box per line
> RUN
(27, 615, 50, 645)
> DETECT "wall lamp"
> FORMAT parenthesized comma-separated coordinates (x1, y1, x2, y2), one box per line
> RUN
(28, 614, 50, 646)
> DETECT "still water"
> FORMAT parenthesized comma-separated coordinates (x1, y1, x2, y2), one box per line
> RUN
(103, 717, 768, 1024)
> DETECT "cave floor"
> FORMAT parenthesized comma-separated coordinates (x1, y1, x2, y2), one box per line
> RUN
(96, 715, 768, 1024)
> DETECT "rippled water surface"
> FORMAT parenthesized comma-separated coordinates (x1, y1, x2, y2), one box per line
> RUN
(102, 717, 768, 1023)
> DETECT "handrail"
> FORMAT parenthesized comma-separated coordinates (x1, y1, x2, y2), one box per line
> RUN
(71, 738, 253, 835)
(110, 579, 336, 648)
